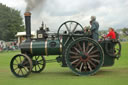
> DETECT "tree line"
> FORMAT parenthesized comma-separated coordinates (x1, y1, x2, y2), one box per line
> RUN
(0, 3, 24, 41)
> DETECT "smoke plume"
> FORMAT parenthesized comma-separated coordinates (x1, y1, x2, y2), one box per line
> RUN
(25, 0, 45, 12)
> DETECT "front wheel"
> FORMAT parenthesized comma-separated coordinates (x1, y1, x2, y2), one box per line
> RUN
(65, 37, 104, 76)
(10, 54, 32, 77)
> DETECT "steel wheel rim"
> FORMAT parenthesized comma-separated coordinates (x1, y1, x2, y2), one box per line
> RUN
(10, 54, 32, 77)
(65, 37, 104, 76)
(32, 56, 46, 73)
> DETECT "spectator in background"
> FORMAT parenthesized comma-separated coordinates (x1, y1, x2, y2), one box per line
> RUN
(0, 45, 2, 52)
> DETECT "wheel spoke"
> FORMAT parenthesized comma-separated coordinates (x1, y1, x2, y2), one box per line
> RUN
(74, 47, 81, 53)
(65, 23, 70, 33)
(83, 62, 87, 71)
(64, 37, 70, 46)
(13, 64, 18, 66)
(89, 50, 99, 55)
(77, 43, 82, 51)
(87, 46, 95, 54)
(79, 62, 84, 72)
(72, 37, 75, 41)
(91, 58, 100, 63)
(36, 56, 40, 61)
(70, 51, 79, 55)
(20, 69, 24, 75)
(37, 65, 41, 70)
(88, 60, 96, 68)
(86, 43, 90, 52)
(17, 69, 21, 75)
(15, 58, 19, 64)
(26, 66, 30, 69)
(71, 59, 79, 65)
(35, 65, 37, 71)
(35, 56, 37, 60)
(87, 62, 93, 71)
(19, 56, 22, 63)
(38, 59, 43, 62)
(38, 63, 44, 65)
(115, 48, 119, 50)
(75, 60, 81, 67)
(23, 61, 28, 65)
(69, 22, 72, 29)
(89, 54, 99, 58)
(72, 23, 78, 33)
(83, 42, 85, 53)
(14, 67, 18, 70)
(87, 43, 93, 52)
(23, 67, 28, 73)
(70, 56, 80, 59)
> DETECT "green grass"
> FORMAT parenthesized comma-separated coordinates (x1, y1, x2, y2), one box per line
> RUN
(0, 42, 128, 85)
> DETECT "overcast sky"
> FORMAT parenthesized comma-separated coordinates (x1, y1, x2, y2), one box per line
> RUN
(0, 0, 128, 32)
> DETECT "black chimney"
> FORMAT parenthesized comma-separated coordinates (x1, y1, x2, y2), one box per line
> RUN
(24, 12, 31, 41)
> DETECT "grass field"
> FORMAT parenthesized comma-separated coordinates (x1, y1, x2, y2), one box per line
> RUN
(0, 42, 128, 85)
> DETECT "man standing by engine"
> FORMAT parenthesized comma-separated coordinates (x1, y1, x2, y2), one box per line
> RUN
(90, 16, 99, 41)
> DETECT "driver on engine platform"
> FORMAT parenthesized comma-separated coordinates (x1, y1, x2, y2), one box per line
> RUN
(90, 16, 99, 41)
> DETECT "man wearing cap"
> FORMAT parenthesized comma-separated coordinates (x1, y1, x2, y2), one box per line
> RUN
(90, 16, 99, 41)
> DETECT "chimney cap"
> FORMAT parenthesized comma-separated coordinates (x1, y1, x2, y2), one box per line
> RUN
(24, 12, 31, 16)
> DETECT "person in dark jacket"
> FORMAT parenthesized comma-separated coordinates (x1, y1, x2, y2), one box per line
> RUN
(90, 16, 99, 41)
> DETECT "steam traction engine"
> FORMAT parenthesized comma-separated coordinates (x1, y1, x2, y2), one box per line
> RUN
(10, 12, 121, 77)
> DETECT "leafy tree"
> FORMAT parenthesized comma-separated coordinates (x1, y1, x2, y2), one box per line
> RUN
(122, 28, 128, 36)
(0, 3, 24, 41)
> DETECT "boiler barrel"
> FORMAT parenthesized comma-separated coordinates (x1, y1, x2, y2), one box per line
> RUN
(20, 40, 62, 55)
